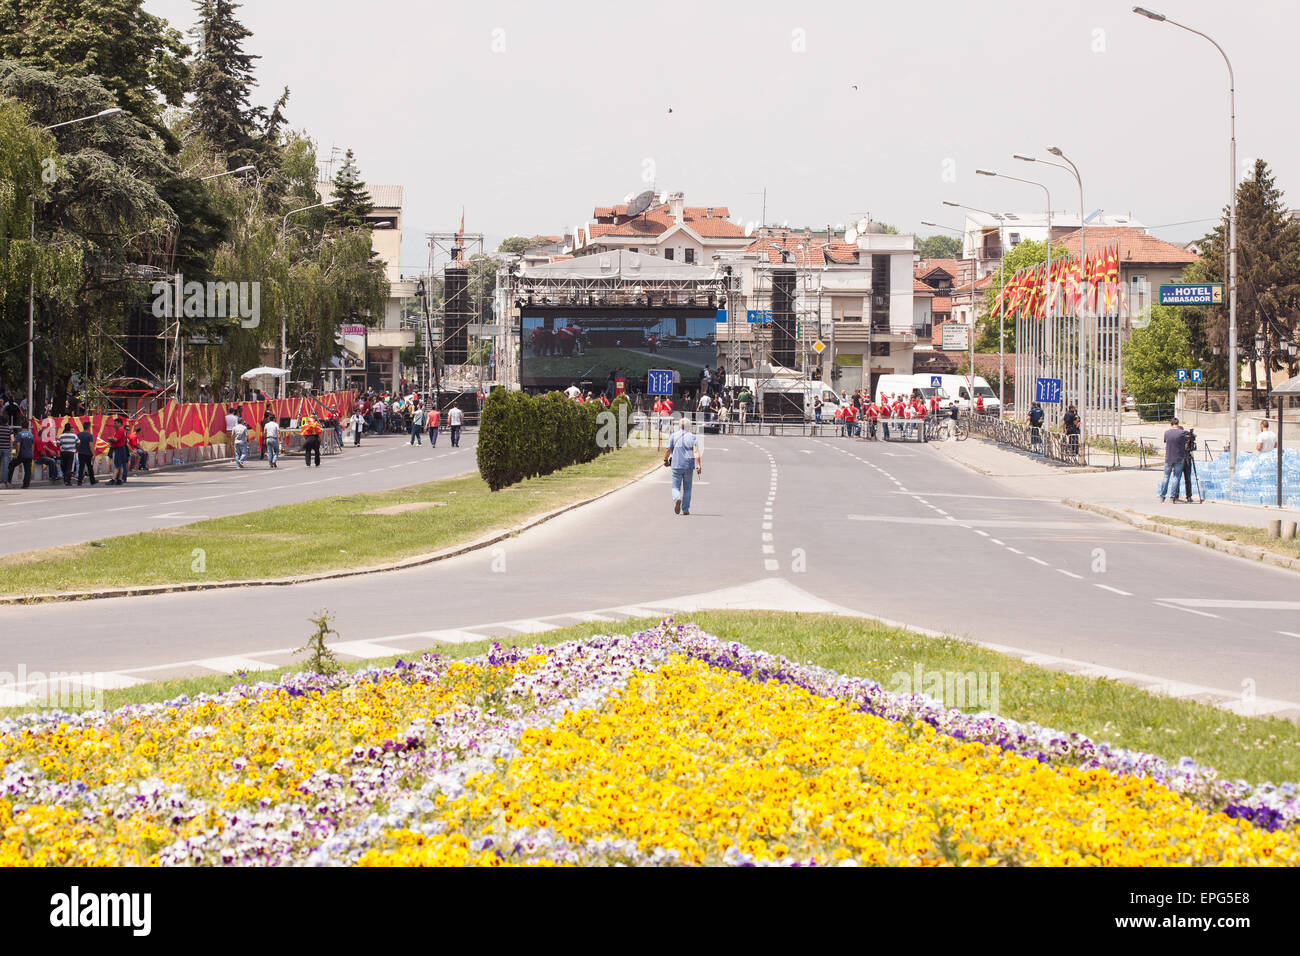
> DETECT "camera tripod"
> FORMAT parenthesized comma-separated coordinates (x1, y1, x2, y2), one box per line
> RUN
(1182, 451, 1204, 504)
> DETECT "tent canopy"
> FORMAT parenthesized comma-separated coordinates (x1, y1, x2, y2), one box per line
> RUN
(241, 367, 290, 380)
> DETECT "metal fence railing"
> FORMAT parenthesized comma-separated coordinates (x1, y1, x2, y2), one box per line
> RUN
(967, 413, 1088, 466)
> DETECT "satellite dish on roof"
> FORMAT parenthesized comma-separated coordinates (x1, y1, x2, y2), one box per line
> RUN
(856, 217, 870, 233)
(744, 222, 755, 237)
(658, 191, 670, 204)
(626, 189, 656, 217)
(844, 227, 859, 244)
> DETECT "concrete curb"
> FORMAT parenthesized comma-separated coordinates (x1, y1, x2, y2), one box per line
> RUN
(0, 461, 663, 606)
(1062, 498, 1300, 574)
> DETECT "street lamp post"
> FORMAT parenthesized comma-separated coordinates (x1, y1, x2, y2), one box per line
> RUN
(199, 164, 256, 182)
(27, 107, 123, 419)
(1134, 5, 1239, 492)
(941, 201, 1001, 411)
(1045, 147, 1087, 437)
(279, 199, 337, 398)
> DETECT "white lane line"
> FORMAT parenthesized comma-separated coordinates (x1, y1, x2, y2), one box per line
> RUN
(990, 538, 1005, 546)
(194, 656, 278, 674)
(330, 640, 412, 659)
(1057, 569, 1083, 579)
(1278, 631, 1300, 639)
(1005, 547, 1023, 555)
(973, 529, 990, 537)
(368, 468, 384, 473)
(1154, 602, 1221, 619)
(764, 559, 779, 571)
(1154, 599, 1300, 611)
(1026, 556, 1050, 566)
(762, 522, 772, 530)
(1095, 584, 1132, 596)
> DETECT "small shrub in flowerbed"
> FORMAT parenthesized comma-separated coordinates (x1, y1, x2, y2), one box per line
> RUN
(3, 622, 1297, 866)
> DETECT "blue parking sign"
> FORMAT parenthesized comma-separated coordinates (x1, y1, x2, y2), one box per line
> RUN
(647, 369, 674, 396)
(1176, 369, 1188, 382)
(1191, 369, 1203, 383)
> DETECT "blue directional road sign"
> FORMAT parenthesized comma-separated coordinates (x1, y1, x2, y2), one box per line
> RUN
(1177, 369, 1188, 382)
(746, 309, 772, 323)
(1034, 377, 1063, 404)
(1191, 369, 1203, 383)
(647, 369, 674, 396)
(715, 309, 727, 323)
(930, 375, 943, 388)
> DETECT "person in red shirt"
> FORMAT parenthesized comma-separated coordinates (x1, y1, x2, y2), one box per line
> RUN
(109, 416, 128, 484)
(975, 394, 985, 414)
(129, 424, 148, 472)
(842, 401, 858, 438)
(864, 401, 879, 440)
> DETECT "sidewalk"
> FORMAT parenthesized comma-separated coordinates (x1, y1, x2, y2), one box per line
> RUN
(930, 436, 1300, 532)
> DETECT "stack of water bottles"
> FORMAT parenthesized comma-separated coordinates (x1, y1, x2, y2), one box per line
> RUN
(1196, 447, 1300, 507)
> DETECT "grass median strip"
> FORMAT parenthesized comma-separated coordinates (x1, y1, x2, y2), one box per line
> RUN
(0, 446, 660, 597)
(1140, 514, 1300, 561)
(11, 610, 1297, 787)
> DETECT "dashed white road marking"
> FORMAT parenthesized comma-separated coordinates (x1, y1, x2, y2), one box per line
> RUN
(1095, 584, 1132, 596)
(1154, 603, 1221, 620)
(1026, 556, 1049, 566)
(1057, 569, 1083, 579)
(1279, 631, 1300, 639)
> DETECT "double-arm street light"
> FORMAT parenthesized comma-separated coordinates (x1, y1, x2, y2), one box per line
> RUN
(27, 107, 124, 418)
(199, 164, 257, 182)
(1133, 5, 1239, 489)
(278, 199, 337, 398)
(942, 200, 1010, 411)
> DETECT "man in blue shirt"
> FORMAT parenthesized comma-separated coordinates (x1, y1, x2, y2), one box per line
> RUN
(1160, 417, 1186, 503)
(665, 419, 703, 516)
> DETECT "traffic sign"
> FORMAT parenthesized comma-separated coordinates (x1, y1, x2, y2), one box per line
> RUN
(1177, 368, 1188, 382)
(1159, 283, 1224, 306)
(930, 375, 942, 388)
(1034, 377, 1063, 404)
(746, 309, 772, 324)
(646, 369, 674, 396)
(1191, 369, 1203, 383)
(715, 309, 727, 323)
(812, 340, 825, 354)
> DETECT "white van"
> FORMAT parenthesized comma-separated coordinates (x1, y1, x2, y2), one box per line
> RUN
(927, 374, 1001, 412)
(873, 374, 953, 409)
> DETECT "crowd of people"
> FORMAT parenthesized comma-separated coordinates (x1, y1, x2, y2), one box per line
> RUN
(0, 413, 146, 489)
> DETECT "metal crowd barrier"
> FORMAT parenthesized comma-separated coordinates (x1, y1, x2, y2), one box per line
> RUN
(967, 413, 1088, 466)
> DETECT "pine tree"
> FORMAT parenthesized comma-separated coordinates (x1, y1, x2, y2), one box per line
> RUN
(328, 149, 373, 229)
(190, 0, 259, 165)
(1196, 159, 1300, 406)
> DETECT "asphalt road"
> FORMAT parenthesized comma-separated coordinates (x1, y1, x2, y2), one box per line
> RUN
(0, 430, 477, 556)
(5, 432, 1300, 713)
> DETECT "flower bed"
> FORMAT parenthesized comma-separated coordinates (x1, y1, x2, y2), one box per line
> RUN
(2, 622, 1297, 866)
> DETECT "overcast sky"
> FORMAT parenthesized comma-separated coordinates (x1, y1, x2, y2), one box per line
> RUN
(144, 0, 1298, 270)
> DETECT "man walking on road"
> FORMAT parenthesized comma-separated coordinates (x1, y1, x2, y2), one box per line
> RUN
(1160, 417, 1186, 503)
(264, 416, 280, 468)
(233, 417, 250, 469)
(427, 405, 441, 447)
(665, 418, 702, 516)
(409, 403, 426, 445)
(448, 404, 463, 447)
(301, 415, 323, 467)
(58, 423, 78, 485)
(350, 410, 364, 446)
(75, 420, 97, 485)
(6, 420, 34, 488)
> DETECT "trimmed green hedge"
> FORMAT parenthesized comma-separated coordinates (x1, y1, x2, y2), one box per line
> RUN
(477, 389, 635, 491)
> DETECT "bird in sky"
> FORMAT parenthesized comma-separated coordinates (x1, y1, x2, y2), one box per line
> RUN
(851, 84, 859, 90)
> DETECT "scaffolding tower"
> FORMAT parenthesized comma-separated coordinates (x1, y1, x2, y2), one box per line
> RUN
(424, 232, 486, 393)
